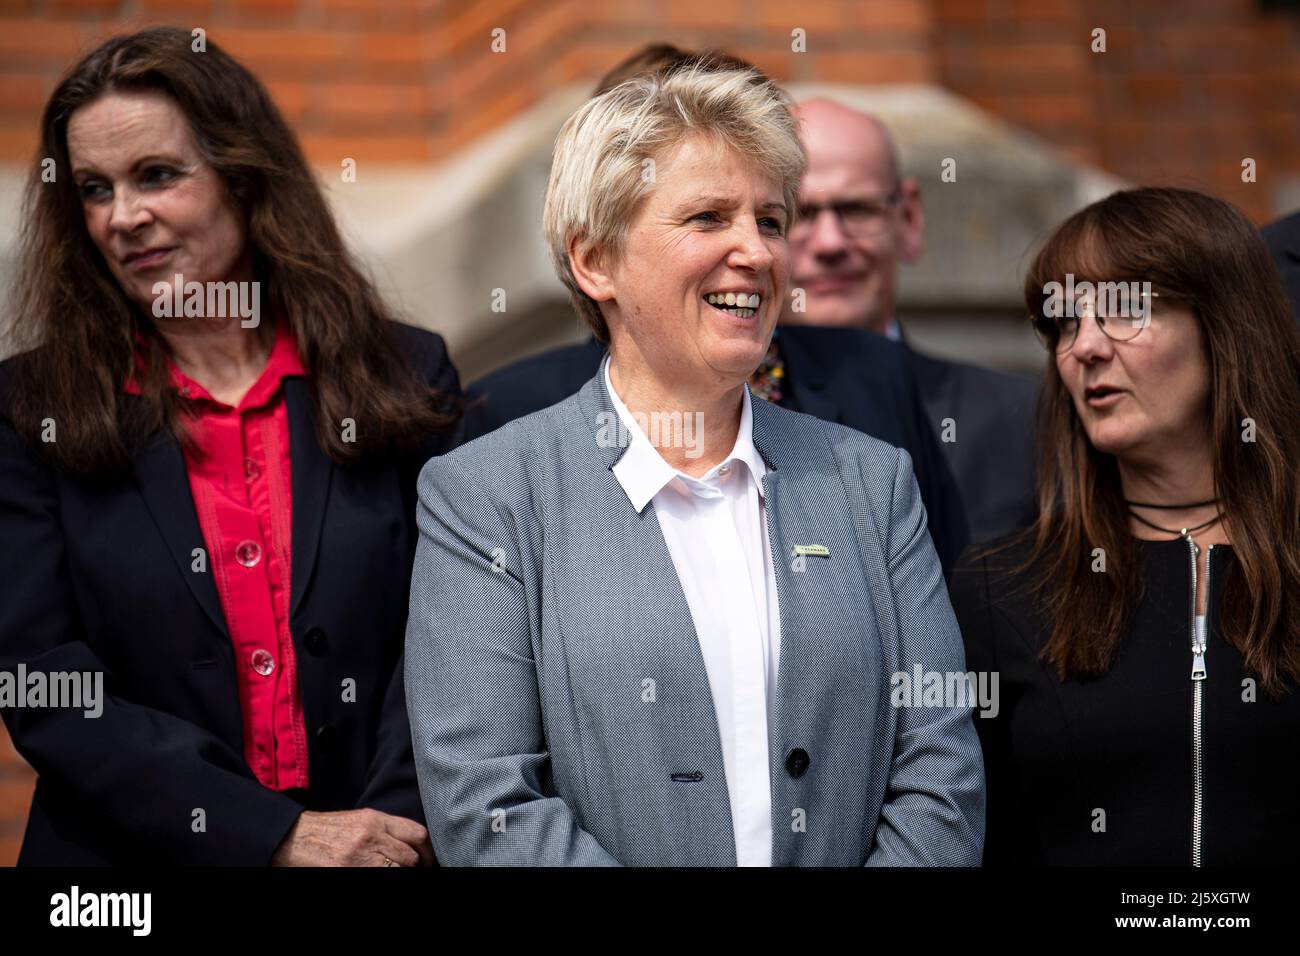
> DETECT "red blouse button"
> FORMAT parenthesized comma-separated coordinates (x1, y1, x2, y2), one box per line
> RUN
(250, 649, 275, 676)
(236, 540, 262, 567)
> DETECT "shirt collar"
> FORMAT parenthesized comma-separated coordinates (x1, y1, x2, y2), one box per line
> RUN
(603, 354, 767, 514)
(124, 319, 306, 411)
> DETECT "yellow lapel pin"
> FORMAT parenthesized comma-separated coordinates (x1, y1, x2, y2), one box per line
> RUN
(792, 544, 830, 558)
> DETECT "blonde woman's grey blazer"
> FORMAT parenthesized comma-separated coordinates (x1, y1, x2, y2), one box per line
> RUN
(405, 371, 985, 866)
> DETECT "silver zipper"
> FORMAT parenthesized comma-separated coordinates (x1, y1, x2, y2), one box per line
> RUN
(1184, 534, 1213, 868)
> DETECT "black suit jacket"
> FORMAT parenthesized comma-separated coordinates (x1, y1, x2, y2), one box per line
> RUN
(1262, 209, 1300, 324)
(0, 322, 465, 865)
(468, 327, 969, 575)
(904, 345, 1039, 545)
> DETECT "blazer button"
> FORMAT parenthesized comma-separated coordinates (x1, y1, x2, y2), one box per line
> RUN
(785, 748, 810, 779)
(316, 724, 338, 749)
(304, 627, 328, 655)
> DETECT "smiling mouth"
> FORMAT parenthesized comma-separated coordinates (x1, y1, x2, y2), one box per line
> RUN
(703, 291, 761, 319)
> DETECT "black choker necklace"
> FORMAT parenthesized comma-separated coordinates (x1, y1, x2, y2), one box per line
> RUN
(1124, 497, 1219, 510)
(1127, 508, 1223, 537)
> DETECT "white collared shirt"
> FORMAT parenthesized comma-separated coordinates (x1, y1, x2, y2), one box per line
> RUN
(603, 355, 781, 867)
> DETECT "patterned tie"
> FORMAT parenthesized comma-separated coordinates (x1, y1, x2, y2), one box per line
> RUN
(748, 331, 785, 403)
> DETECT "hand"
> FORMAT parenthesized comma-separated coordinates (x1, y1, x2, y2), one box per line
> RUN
(270, 808, 436, 867)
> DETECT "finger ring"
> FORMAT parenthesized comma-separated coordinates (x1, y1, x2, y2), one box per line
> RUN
(383, 856, 395, 867)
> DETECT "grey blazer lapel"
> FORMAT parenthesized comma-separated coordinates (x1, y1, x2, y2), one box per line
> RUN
(751, 398, 885, 866)
(570, 373, 736, 864)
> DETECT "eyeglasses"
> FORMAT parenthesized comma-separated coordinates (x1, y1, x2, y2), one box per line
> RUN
(789, 190, 901, 241)
(1030, 289, 1172, 353)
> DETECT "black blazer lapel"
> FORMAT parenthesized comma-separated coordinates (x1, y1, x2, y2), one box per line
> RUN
(133, 432, 228, 638)
(778, 328, 845, 425)
(285, 378, 332, 619)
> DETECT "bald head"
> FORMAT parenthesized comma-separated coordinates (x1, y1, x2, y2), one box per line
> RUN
(792, 98, 901, 193)
(781, 97, 924, 334)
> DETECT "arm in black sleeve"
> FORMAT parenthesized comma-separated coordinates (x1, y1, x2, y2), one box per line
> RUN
(948, 549, 1032, 866)
(357, 324, 468, 825)
(353, 650, 425, 824)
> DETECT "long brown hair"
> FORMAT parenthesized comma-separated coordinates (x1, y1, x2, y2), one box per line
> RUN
(6, 27, 458, 475)
(1014, 187, 1300, 695)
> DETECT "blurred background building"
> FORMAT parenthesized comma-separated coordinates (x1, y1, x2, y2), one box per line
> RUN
(1, 0, 1299, 863)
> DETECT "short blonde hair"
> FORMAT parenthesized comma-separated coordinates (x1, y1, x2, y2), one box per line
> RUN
(543, 61, 806, 341)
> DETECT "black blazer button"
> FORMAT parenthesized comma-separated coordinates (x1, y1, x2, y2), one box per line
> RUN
(304, 627, 328, 655)
(785, 748, 810, 778)
(316, 723, 337, 749)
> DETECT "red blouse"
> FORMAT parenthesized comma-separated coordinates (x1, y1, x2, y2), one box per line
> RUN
(127, 324, 309, 791)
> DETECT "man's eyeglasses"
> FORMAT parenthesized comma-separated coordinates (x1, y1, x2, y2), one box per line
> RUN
(789, 190, 901, 240)
(1030, 289, 1171, 352)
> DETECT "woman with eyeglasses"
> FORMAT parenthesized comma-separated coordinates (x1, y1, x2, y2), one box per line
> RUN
(950, 187, 1300, 866)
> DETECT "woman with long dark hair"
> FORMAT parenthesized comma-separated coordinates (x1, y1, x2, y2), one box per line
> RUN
(0, 28, 467, 865)
(952, 187, 1300, 865)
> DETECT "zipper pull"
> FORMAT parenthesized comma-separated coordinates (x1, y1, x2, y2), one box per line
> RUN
(1191, 604, 1208, 680)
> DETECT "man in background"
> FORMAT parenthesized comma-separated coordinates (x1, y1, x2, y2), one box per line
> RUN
(783, 98, 1039, 545)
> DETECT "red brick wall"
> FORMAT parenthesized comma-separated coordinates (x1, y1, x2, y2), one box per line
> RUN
(2, 1, 1297, 220)
(932, 0, 1300, 223)
(1, 0, 1297, 863)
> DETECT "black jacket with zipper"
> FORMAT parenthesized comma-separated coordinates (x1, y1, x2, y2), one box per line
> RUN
(951, 534, 1300, 866)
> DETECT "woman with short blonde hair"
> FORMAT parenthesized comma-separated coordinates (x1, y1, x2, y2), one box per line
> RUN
(406, 60, 984, 867)
(544, 60, 806, 341)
